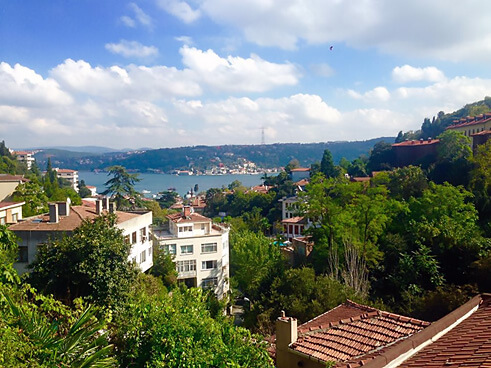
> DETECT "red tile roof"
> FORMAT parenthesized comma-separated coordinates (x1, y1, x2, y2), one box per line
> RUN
(396, 294, 491, 368)
(392, 139, 440, 147)
(295, 179, 310, 186)
(0, 201, 25, 210)
(167, 212, 210, 223)
(447, 114, 491, 129)
(290, 168, 311, 172)
(289, 300, 429, 366)
(55, 169, 77, 173)
(9, 204, 142, 232)
(281, 216, 306, 224)
(0, 174, 28, 182)
(471, 129, 491, 137)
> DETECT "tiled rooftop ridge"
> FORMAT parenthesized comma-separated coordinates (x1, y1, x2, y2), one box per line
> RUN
(447, 113, 491, 129)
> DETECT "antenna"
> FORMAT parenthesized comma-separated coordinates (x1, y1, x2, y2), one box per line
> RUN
(261, 126, 265, 145)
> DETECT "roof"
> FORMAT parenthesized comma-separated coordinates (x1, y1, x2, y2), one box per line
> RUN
(55, 169, 77, 173)
(167, 212, 211, 224)
(447, 114, 491, 130)
(393, 294, 491, 368)
(471, 129, 491, 137)
(351, 176, 371, 182)
(281, 216, 306, 224)
(295, 179, 310, 186)
(392, 139, 440, 147)
(0, 201, 25, 210)
(0, 174, 28, 182)
(289, 300, 429, 366)
(290, 168, 311, 172)
(8, 203, 144, 232)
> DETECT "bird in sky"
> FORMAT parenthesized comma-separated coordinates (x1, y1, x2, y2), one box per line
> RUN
(330, 46, 333, 50)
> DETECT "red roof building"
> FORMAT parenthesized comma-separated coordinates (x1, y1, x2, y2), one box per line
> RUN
(275, 300, 430, 368)
(392, 138, 440, 167)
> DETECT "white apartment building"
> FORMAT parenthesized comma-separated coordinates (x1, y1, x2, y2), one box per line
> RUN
(54, 168, 79, 192)
(14, 151, 35, 170)
(154, 206, 230, 299)
(10, 198, 153, 274)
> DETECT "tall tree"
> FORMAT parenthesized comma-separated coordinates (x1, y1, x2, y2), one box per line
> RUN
(101, 165, 141, 210)
(320, 149, 338, 178)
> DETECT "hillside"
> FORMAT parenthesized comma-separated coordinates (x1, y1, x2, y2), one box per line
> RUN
(33, 138, 394, 172)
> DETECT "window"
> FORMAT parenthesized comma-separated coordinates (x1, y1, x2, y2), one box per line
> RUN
(12, 213, 18, 223)
(163, 243, 176, 255)
(0, 217, 5, 225)
(178, 226, 192, 232)
(140, 250, 146, 263)
(202, 260, 217, 270)
(202, 277, 218, 289)
(140, 227, 147, 243)
(181, 245, 193, 254)
(201, 223, 205, 230)
(177, 260, 196, 273)
(18, 246, 28, 263)
(124, 235, 130, 245)
(148, 247, 152, 257)
(201, 242, 217, 253)
(132, 231, 137, 244)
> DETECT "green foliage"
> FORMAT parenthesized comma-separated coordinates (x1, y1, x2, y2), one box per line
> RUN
(230, 230, 283, 299)
(386, 166, 428, 200)
(149, 242, 178, 287)
(157, 190, 178, 209)
(320, 149, 338, 178)
(78, 179, 92, 198)
(28, 214, 138, 308)
(101, 165, 142, 210)
(367, 141, 395, 172)
(112, 286, 274, 367)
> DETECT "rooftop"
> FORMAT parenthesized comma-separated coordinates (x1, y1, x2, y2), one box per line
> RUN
(0, 201, 25, 210)
(447, 114, 491, 129)
(0, 174, 28, 182)
(290, 168, 311, 172)
(281, 216, 306, 224)
(167, 211, 211, 224)
(9, 202, 144, 232)
(392, 138, 440, 147)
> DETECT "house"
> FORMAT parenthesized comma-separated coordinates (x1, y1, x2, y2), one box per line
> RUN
(290, 168, 311, 182)
(274, 300, 430, 368)
(471, 129, 491, 151)
(275, 294, 491, 368)
(279, 196, 312, 242)
(0, 174, 28, 201)
(13, 151, 35, 170)
(392, 138, 440, 167)
(54, 168, 79, 192)
(9, 198, 153, 274)
(0, 201, 25, 225)
(86, 185, 97, 196)
(446, 113, 491, 146)
(153, 206, 230, 299)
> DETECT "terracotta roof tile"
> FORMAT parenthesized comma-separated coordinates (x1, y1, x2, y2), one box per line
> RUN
(392, 139, 440, 147)
(291, 300, 429, 365)
(167, 212, 210, 223)
(281, 216, 306, 224)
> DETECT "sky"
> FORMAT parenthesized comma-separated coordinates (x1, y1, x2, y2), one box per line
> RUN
(2, 1, 491, 150)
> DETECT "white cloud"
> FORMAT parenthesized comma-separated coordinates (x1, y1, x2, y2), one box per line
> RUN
(197, 0, 491, 60)
(121, 3, 153, 29)
(175, 36, 194, 46)
(392, 65, 446, 84)
(348, 86, 390, 103)
(105, 40, 159, 59)
(157, 0, 201, 24)
(0, 62, 73, 107)
(179, 46, 300, 92)
(120, 15, 136, 28)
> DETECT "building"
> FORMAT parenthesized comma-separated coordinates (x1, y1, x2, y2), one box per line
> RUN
(9, 198, 153, 274)
(274, 300, 430, 368)
(86, 185, 97, 197)
(54, 168, 79, 192)
(154, 206, 230, 299)
(275, 295, 491, 368)
(0, 174, 28, 201)
(392, 138, 440, 167)
(13, 151, 35, 170)
(290, 168, 311, 182)
(279, 196, 312, 242)
(446, 113, 491, 146)
(0, 201, 24, 225)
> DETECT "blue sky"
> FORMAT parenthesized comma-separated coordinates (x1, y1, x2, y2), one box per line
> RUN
(2, 0, 491, 149)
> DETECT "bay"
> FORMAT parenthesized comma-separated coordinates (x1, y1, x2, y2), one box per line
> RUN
(78, 171, 264, 197)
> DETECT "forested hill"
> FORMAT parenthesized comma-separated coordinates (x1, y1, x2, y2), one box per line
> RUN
(34, 137, 394, 172)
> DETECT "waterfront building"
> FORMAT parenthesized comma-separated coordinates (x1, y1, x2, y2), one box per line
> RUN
(154, 206, 230, 299)
(9, 198, 153, 274)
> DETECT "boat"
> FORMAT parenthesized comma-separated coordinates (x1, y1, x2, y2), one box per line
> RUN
(141, 190, 151, 194)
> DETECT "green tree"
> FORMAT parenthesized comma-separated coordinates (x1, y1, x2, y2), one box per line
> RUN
(367, 141, 395, 172)
(387, 165, 428, 200)
(101, 166, 141, 210)
(28, 214, 138, 308)
(78, 179, 92, 198)
(12, 178, 49, 217)
(320, 149, 337, 178)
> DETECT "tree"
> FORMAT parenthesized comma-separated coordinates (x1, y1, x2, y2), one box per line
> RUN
(101, 166, 141, 210)
(12, 178, 49, 217)
(78, 179, 92, 198)
(387, 166, 428, 200)
(320, 149, 337, 178)
(367, 141, 395, 172)
(28, 214, 138, 308)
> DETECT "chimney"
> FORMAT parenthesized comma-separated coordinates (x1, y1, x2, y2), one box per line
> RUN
(96, 199, 103, 215)
(49, 203, 59, 223)
(183, 206, 192, 217)
(428, 137, 432, 142)
(275, 314, 298, 367)
(102, 197, 110, 210)
(109, 202, 115, 213)
(57, 200, 70, 217)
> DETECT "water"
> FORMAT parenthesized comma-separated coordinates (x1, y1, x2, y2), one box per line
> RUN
(78, 171, 264, 197)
